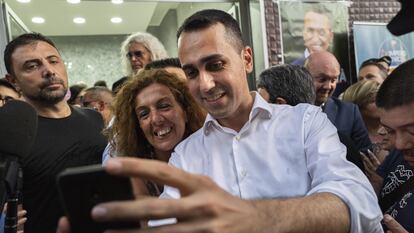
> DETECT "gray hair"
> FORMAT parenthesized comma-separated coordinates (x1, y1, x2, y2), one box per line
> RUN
(120, 32, 168, 76)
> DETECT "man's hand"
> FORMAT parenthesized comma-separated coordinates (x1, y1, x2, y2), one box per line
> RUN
(17, 205, 27, 233)
(57, 157, 351, 233)
(2, 204, 27, 233)
(383, 214, 408, 233)
(90, 157, 262, 233)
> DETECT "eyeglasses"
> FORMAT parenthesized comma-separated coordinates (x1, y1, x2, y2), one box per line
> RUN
(0, 95, 15, 105)
(126, 51, 144, 60)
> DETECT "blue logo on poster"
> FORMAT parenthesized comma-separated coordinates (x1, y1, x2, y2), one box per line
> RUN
(379, 38, 408, 67)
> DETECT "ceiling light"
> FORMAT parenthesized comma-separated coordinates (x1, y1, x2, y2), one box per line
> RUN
(111, 17, 122, 24)
(73, 17, 85, 24)
(67, 0, 80, 4)
(31, 17, 45, 24)
(111, 0, 123, 4)
(17, 0, 31, 3)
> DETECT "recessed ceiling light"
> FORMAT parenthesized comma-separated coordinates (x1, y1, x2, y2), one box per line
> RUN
(32, 17, 45, 24)
(67, 0, 80, 4)
(73, 17, 85, 24)
(111, 17, 122, 24)
(17, 0, 31, 3)
(111, 0, 123, 4)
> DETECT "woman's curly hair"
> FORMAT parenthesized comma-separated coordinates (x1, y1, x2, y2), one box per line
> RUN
(108, 69, 205, 158)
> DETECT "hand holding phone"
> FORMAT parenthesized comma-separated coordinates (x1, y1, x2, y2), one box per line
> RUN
(57, 164, 140, 233)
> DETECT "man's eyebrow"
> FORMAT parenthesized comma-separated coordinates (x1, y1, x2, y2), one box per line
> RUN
(381, 122, 414, 129)
(182, 54, 223, 70)
(22, 55, 59, 65)
(46, 55, 60, 60)
(22, 59, 41, 66)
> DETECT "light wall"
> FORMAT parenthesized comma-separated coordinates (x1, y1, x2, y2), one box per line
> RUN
(50, 35, 126, 88)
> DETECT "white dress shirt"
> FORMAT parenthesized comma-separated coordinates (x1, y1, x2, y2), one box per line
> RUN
(162, 93, 383, 233)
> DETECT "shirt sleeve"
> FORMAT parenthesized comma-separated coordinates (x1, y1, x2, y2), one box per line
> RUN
(304, 107, 383, 233)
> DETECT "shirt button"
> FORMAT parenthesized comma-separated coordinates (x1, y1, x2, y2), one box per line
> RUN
(235, 135, 240, 141)
(241, 170, 247, 177)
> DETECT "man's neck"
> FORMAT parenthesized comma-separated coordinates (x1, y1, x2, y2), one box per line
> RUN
(25, 98, 71, 118)
(217, 92, 254, 133)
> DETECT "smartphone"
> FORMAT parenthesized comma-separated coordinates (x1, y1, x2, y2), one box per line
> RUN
(57, 164, 140, 233)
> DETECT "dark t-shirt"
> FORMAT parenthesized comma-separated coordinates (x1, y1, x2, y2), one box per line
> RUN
(22, 106, 107, 233)
(377, 150, 414, 232)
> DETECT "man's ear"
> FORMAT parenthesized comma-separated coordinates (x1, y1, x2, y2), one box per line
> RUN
(242, 46, 254, 73)
(275, 97, 287, 105)
(5, 74, 20, 91)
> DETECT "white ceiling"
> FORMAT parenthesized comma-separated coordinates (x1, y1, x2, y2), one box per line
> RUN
(4, 0, 180, 36)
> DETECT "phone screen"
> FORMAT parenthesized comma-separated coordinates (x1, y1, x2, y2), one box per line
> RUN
(57, 164, 140, 233)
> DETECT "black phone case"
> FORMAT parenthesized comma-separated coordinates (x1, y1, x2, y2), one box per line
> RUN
(57, 164, 139, 233)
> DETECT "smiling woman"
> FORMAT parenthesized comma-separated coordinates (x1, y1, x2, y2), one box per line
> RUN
(106, 68, 205, 195)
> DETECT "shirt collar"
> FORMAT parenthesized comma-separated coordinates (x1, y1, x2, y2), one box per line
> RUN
(203, 92, 272, 135)
(304, 48, 310, 58)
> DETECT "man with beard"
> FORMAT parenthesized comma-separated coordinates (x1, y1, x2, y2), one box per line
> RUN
(305, 51, 372, 152)
(4, 33, 107, 233)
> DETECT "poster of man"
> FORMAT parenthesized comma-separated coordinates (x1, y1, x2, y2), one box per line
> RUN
(280, 1, 350, 79)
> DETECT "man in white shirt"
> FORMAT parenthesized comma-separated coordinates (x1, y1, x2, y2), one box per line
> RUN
(58, 9, 382, 233)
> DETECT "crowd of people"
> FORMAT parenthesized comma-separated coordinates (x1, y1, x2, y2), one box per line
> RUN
(0, 7, 413, 233)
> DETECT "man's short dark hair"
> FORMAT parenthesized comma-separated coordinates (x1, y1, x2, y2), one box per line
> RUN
(144, 58, 181, 70)
(84, 86, 113, 103)
(376, 58, 414, 110)
(68, 84, 87, 105)
(176, 9, 244, 52)
(359, 58, 388, 76)
(4, 33, 57, 75)
(94, 80, 108, 88)
(258, 64, 316, 105)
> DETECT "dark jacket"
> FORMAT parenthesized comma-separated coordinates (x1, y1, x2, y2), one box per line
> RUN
(324, 97, 372, 151)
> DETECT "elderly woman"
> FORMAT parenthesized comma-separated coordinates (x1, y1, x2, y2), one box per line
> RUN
(106, 69, 205, 196)
(113, 32, 168, 93)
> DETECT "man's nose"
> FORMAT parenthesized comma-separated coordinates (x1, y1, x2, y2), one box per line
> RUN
(42, 62, 56, 77)
(322, 81, 331, 89)
(199, 71, 215, 93)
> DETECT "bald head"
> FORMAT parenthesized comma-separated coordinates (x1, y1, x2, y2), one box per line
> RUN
(305, 51, 340, 106)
